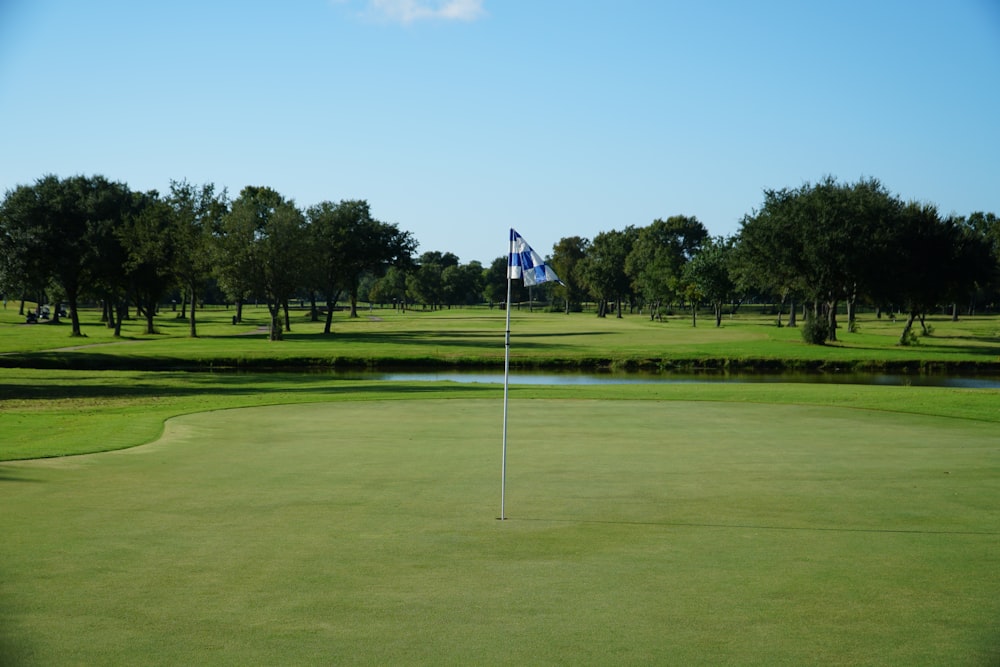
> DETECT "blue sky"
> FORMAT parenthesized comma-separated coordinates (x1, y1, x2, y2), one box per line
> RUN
(2, 1, 998, 265)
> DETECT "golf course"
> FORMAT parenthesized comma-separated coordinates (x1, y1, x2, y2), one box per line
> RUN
(2, 305, 998, 665)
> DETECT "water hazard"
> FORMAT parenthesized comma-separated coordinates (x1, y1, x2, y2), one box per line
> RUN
(339, 370, 1000, 389)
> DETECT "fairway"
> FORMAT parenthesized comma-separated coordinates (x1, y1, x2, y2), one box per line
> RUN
(1, 398, 997, 665)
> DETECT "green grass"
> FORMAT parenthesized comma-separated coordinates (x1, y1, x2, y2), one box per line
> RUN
(3, 303, 1000, 371)
(2, 398, 998, 665)
(2, 369, 999, 461)
(2, 303, 998, 663)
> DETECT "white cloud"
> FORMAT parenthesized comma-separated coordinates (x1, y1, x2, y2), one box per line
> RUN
(367, 0, 486, 23)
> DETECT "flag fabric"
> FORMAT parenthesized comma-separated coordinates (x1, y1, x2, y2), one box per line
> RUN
(508, 229, 562, 286)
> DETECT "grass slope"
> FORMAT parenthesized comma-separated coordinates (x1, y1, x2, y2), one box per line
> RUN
(1, 399, 997, 665)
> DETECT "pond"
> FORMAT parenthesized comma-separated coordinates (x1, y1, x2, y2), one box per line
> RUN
(333, 369, 1000, 389)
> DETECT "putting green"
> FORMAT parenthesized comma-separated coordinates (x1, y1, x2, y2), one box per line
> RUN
(1, 399, 998, 665)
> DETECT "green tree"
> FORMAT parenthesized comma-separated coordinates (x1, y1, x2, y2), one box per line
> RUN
(0, 177, 62, 318)
(889, 204, 995, 344)
(625, 216, 708, 320)
(579, 226, 636, 318)
(965, 211, 1000, 312)
(120, 191, 177, 335)
(166, 180, 228, 337)
(733, 198, 806, 328)
(222, 186, 305, 341)
(482, 256, 509, 306)
(370, 264, 410, 310)
(549, 236, 590, 313)
(684, 236, 737, 327)
(736, 177, 901, 341)
(407, 251, 458, 309)
(442, 260, 484, 306)
(307, 200, 415, 328)
(0, 174, 133, 335)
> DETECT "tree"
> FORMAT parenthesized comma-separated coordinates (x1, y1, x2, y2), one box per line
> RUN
(222, 186, 305, 341)
(214, 198, 256, 325)
(0, 174, 133, 336)
(736, 177, 901, 341)
(370, 264, 410, 309)
(549, 236, 590, 313)
(965, 211, 1000, 312)
(307, 200, 415, 331)
(442, 260, 484, 306)
(888, 203, 994, 344)
(407, 251, 458, 309)
(625, 216, 708, 320)
(87, 187, 143, 336)
(483, 256, 509, 306)
(120, 191, 177, 335)
(166, 180, 227, 337)
(684, 236, 737, 327)
(579, 226, 636, 318)
(733, 198, 806, 328)
(0, 178, 60, 317)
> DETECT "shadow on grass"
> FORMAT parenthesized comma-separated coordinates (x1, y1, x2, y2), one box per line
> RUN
(512, 516, 1000, 536)
(0, 372, 499, 402)
(274, 329, 614, 348)
(0, 468, 45, 483)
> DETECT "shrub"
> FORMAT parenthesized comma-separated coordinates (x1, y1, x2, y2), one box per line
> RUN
(801, 317, 829, 345)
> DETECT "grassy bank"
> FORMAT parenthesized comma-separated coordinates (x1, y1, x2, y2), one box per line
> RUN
(2, 368, 999, 461)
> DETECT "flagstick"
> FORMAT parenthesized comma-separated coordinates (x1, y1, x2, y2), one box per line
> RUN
(500, 269, 513, 520)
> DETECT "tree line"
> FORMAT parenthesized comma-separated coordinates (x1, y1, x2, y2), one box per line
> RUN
(543, 177, 999, 345)
(2, 174, 998, 345)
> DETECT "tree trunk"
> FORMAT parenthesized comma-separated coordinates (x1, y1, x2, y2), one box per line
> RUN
(714, 303, 722, 327)
(188, 297, 198, 338)
(310, 292, 320, 322)
(324, 300, 335, 334)
(826, 300, 838, 342)
(114, 297, 127, 337)
(283, 299, 291, 332)
(67, 287, 83, 336)
(899, 310, 917, 345)
(106, 302, 116, 331)
(144, 298, 156, 334)
(349, 287, 359, 318)
(951, 303, 958, 322)
(691, 303, 697, 327)
(268, 302, 283, 341)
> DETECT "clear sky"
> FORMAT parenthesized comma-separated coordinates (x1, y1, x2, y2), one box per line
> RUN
(2, 0, 998, 265)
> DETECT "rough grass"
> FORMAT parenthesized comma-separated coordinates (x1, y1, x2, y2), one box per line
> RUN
(1, 399, 997, 665)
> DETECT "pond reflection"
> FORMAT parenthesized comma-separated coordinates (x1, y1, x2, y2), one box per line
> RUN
(339, 370, 1000, 389)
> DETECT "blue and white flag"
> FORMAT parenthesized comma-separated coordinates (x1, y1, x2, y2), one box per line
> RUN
(508, 229, 562, 286)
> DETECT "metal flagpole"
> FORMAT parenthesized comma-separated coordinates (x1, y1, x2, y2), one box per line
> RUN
(500, 242, 514, 520)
